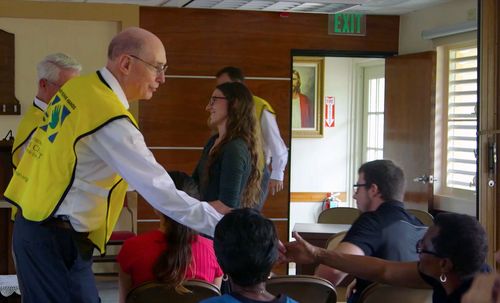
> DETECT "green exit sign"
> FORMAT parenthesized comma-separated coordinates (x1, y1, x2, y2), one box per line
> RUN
(328, 13, 366, 36)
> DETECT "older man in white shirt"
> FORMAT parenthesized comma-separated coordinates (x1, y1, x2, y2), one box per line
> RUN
(5, 27, 224, 303)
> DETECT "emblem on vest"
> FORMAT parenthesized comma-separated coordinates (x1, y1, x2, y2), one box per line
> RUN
(39, 95, 72, 143)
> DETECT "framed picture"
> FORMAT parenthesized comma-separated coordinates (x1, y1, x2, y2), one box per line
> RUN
(292, 56, 324, 138)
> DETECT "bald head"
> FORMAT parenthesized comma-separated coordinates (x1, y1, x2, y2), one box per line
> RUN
(107, 27, 162, 60)
(106, 27, 167, 101)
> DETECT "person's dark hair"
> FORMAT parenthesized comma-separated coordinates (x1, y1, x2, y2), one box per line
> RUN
(216, 66, 245, 82)
(152, 171, 200, 293)
(214, 208, 278, 287)
(358, 159, 405, 201)
(432, 213, 487, 278)
(207, 82, 262, 207)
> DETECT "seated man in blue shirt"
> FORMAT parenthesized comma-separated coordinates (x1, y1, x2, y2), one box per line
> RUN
(315, 159, 427, 302)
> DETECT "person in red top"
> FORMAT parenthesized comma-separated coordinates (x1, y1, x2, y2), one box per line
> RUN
(117, 171, 223, 302)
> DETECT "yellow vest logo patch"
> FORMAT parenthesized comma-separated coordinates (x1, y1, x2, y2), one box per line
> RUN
(39, 95, 72, 143)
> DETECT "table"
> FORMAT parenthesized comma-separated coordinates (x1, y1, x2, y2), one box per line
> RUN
(0, 275, 20, 303)
(0, 275, 19, 297)
(292, 223, 351, 275)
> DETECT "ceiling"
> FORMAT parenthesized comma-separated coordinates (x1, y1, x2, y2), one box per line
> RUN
(29, 0, 453, 15)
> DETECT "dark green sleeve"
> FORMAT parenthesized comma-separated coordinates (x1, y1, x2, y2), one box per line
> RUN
(217, 140, 250, 208)
(192, 136, 217, 193)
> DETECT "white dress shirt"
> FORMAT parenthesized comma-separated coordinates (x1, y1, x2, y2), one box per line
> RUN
(54, 67, 222, 235)
(260, 110, 288, 181)
(33, 97, 48, 112)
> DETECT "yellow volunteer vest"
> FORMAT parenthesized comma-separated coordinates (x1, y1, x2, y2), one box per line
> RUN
(4, 72, 137, 253)
(10, 103, 46, 220)
(12, 103, 45, 168)
(253, 96, 275, 171)
(253, 95, 275, 119)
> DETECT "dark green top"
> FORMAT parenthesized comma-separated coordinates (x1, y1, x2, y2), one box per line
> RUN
(193, 135, 251, 208)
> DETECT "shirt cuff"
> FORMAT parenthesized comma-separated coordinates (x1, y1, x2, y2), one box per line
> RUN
(270, 170, 284, 181)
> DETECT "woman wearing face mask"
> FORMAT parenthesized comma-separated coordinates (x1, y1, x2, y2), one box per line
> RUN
(286, 213, 489, 303)
(193, 82, 261, 213)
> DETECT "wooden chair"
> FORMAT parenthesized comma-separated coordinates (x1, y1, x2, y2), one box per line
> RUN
(318, 207, 362, 224)
(126, 279, 221, 303)
(357, 283, 432, 303)
(407, 209, 434, 226)
(266, 275, 337, 303)
(322, 231, 353, 298)
(325, 231, 348, 251)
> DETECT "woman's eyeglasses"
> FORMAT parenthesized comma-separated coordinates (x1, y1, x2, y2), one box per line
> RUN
(416, 239, 443, 257)
(208, 96, 227, 106)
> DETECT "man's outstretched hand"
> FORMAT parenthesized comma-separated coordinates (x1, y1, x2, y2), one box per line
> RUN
(284, 231, 321, 265)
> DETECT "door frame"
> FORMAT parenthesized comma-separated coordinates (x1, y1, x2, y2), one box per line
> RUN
(288, 50, 395, 210)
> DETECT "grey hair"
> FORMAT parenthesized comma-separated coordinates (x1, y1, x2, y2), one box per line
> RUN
(36, 53, 82, 82)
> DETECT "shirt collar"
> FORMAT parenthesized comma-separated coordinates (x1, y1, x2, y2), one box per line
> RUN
(34, 96, 48, 111)
(98, 67, 130, 110)
(378, 200, 405, 210)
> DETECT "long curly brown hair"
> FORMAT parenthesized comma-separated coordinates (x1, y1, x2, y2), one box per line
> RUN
(207, 82, 262, 208)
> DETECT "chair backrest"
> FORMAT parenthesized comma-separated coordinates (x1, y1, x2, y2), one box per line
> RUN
(357, 283, 433, 303)
(126, 279, 221, 303)
(266, 275, 337, 303)
(325, 231, 347, 250)
(407, 209, 434, 226)
(324, 231, 354, 288)
(318, 207, 362, 224)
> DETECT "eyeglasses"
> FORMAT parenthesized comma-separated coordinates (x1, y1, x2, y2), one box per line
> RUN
(353, 183, 369, 193)
(416, 239, 443, 257)
(128, 54, 168, 76)
(208, 96, 227, 106)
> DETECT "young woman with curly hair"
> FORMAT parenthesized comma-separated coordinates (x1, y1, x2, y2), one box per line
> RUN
(193, 82, 262, 211)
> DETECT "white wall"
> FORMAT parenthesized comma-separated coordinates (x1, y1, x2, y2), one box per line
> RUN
(0, 18, 117, 137)
(399, 0, 476, 54)
(290, 57, 354, 234)
(291, 57, 352, 192)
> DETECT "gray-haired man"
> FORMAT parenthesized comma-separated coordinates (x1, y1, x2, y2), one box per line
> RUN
(12, 52, 81, 167)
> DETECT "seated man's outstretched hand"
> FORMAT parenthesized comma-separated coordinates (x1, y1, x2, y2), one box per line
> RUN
(285, 231, 321, 265)
(274, 240, 288, 266)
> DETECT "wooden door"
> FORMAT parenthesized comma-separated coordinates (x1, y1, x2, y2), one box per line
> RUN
(384, 51, 436, 211)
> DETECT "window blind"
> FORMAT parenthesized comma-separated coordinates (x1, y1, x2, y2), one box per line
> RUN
(446, 45, 477, 190)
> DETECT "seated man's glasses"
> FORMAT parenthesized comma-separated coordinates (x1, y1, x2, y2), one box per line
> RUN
(353, 183, 369, 193)
(416, 239, 443, 257)
(128, 54, 168, 76)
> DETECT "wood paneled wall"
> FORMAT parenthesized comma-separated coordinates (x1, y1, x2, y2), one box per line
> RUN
(138, 8, 399, 266)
